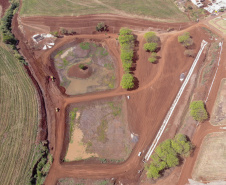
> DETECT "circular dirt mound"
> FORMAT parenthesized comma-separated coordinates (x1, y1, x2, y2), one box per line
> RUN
(67, 64, 92, 79)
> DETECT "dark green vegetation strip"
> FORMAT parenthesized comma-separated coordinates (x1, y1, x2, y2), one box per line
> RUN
(145, 134, 192, 179)
(0, 45, 39, 184)
(0, 0, 27, 65)
(20, 0, 188, 22)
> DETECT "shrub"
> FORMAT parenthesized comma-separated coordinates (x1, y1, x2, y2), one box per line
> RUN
(189, 100, 208, 122)
(144, 43, 157, 52)
(50, 31, 59, 37)
(184, 49, 195, 57)
(96, 22, 106, 32)
(80, 42, 90, 50)
(178, 32, 193, 47)
(60, 28, 68, 35)
(120, 73, 134, 89)
(144, 31, 160, 43)
(79, 64, 85, 70)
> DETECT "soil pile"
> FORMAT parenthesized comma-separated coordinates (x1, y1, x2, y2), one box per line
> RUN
(67, 64, 92, 79)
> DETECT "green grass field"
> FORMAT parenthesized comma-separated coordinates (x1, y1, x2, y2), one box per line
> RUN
(20, 0, 188, 22)
(0, 45, 39, 184)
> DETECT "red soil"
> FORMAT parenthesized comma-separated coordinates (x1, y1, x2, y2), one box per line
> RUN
(11, 8, 226, 185)
(0, 0, 10, 17)
(67, 64, 92, 79)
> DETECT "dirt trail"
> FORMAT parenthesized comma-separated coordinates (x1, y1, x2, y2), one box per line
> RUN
(11, 7, 220, 185)
(20, 14, 193, 36)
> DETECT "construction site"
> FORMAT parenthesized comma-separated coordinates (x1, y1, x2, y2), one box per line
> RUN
(1, 0, 226, 185)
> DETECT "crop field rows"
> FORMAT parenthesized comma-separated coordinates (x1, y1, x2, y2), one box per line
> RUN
(0, 45, 38, 184)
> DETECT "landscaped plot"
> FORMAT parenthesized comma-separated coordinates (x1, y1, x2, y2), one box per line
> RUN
(210, 79, 226, 126)
(0, 45, 39, 184)
(64, 96, 134, 162)
(20, 0, 188, 22)
(209, 13, 226, 34)
(192, 132, 226, 181)
(57, 178, 113, 185)
(52, 41, 116, 95)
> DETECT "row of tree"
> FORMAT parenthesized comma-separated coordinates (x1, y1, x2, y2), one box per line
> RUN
(0, 0, 27, 65)
(143, 31, 160, 63)
(178, 32, 195, 58)
(118, 28, 135, 89)
(145, 134, 192, 179)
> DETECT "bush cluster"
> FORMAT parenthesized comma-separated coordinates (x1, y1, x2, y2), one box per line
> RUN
(189, 100, 208, 122)
(60, 28, 76, 35)
(96, 22, 106, 32)
(29, 142, 53, 185)
(145, 134, 192, 179)
(0, 1, 27, 65)
(144, 31, 160, 63)
(118, 28, 135, 89)
(148, 52, 157, 63)
(178, 32, 193, 48)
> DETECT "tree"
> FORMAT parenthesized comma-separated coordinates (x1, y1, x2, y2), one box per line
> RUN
(120, 50, 133, 61)
(146, 164, 160, 179)
(144, 43, 157, 52)
(166, 153, 179, 168)
(122, 61, 132, 72)
(144, 31, 160, 43)
(120, 73, 134, 89)
(178, 32, 193, 47)
(119, 27, 132, 36)
(148, 52, 157, 63)
(118, 35, 134, 45)
(96, 22, 106, 32)
(189, 100, 208, 122)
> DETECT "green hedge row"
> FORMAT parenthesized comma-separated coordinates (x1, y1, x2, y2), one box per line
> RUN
(0, 0, 27, 65)
(118, 28, 135, 89)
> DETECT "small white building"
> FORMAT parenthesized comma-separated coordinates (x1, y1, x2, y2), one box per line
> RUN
(204, 0, 226, 13)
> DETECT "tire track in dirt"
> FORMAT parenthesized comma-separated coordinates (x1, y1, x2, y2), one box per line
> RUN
(12, 8, 217, 184)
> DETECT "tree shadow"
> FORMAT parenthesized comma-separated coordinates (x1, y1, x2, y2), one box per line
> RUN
(128, 76, 139, 91)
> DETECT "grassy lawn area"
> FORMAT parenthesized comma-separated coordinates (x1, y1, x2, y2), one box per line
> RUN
(0, 44, 39, 184)
(20, 0, 188, 22)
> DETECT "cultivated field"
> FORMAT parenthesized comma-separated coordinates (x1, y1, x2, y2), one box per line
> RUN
(57, 178, 113, 185)
(210, 79, 226, 126)
(20, 0, 188, 22)
(0, 45, 38, 184)
(209, 13, 226, 34)
(192, 132, 226, 181)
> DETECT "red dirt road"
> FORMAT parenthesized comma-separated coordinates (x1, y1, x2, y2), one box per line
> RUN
(11, 9, 223, 185)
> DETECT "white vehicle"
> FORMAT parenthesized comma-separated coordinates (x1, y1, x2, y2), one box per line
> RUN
(138, 152, 142, 156)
